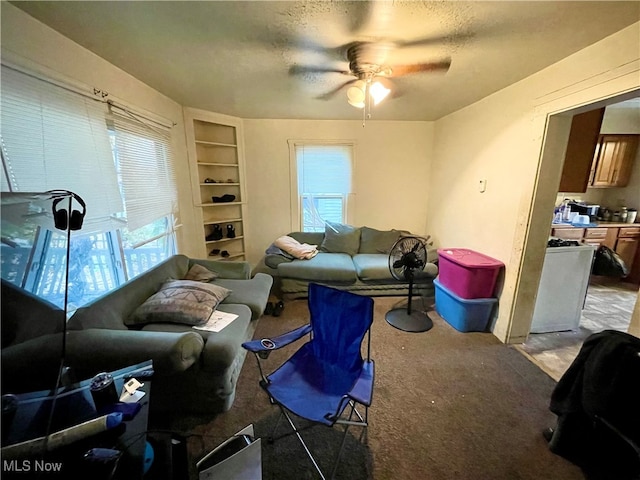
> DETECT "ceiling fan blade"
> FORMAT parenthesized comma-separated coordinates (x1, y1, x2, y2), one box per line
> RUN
(388, 59, 451, 77)
(289, 65, 350, 76)
(316, 79, 356, 101)
(396, 32, 475, 49)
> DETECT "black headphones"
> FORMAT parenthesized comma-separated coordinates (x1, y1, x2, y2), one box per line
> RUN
(50, 192, 86, 231)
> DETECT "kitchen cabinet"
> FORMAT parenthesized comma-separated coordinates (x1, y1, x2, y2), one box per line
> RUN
(550, 227, 584, 241)
(589, 134, 639, 188)
(558, 108, 605, 193)
(582, 227, 608, 247)
(551, 224, 640, 284)
(616, 226, 640, 277)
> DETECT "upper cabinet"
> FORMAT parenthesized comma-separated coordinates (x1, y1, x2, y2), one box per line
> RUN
(558, 108, 605, 193)
(589, 134, 639, 188)
(558, 107, 639, 192)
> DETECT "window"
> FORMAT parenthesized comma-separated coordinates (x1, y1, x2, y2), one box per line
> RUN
(1, 64, 177, 310)
(289, 142, 355, 232)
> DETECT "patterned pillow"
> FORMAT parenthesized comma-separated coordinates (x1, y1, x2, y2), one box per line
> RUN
(126, 280, 231, 327)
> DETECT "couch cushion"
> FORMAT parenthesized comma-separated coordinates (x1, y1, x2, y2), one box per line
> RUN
(352, 254, 396, 281)
(359, 227, 401, 254)
(184, 263, 218, 282)
(319, 222, 361, 256)
(126, 280, 231, 327)
(213, 273, 274, 321)
(277, 252, 357, 282)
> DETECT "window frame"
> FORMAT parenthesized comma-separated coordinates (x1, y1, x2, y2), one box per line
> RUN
(288, 139, 356, 232)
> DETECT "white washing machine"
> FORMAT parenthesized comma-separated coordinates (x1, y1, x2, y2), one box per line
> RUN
(530, 244, 596, 333)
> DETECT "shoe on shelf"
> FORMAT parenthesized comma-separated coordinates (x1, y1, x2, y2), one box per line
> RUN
(272, 301, 285, 317)
(211, 194, 236, 203)
(209, 249, 220, 256)
(204, 178, 216, 183)
(264, 302, 274, 315)
(206, 225, 223, 241)
(221, 250, 230, 258)
(226, 224, 236, 238)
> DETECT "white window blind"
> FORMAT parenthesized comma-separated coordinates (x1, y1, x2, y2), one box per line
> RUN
(0, 65, 124, 234)
(297, 144, 353, 195)
(294, 143, 354, 230)
(110, 112, 177, 231)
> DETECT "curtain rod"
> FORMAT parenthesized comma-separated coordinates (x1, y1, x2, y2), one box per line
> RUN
(1, 60, 176, 130)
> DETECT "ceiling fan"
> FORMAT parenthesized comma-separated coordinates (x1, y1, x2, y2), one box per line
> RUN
(290, 39, 452, 110)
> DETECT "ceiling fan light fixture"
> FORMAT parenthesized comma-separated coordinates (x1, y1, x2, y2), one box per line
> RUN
(370, 80, 391, 105)
(346, 80, 367, 108)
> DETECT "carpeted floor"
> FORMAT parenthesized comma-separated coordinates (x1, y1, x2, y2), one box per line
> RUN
(152, 296, 585, 480)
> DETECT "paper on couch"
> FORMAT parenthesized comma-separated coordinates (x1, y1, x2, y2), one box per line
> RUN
(193, 310, 239, 332)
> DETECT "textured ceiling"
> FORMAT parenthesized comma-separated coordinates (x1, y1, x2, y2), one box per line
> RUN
(8, 1, 640, 121)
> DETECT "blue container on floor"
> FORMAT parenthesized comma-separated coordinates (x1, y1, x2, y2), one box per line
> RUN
(434, 277, 497, 332)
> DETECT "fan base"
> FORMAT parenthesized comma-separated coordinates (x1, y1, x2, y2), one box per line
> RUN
(385, 308, 433, 333)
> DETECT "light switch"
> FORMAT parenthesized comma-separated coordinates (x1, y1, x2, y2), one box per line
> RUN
(479, 179, 487, 193)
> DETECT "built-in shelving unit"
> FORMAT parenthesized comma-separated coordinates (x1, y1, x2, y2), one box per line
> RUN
(184, 108, 247, 260)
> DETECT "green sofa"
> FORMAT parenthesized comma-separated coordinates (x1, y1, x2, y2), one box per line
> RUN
(1, 255, 273, 415)
(253, 226, 438, 300)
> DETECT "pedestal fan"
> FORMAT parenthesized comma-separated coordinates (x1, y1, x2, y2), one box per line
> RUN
(385, 236, 433, 332)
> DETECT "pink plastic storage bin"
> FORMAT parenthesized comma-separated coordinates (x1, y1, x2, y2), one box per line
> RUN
(437, 248, 504, 299)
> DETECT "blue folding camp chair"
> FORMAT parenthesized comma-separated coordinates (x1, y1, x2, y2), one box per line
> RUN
(242, 283, 375, 480)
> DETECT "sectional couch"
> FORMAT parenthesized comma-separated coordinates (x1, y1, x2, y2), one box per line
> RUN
(253, 224, 438, 299)
(1, 255, 272, 414)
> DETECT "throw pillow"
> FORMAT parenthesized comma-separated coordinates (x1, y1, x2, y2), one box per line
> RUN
(184, 263, 218, 282)
(319, 221, 361, 256)
(359, 227, 401, 254)
(126, 280, 231, 327)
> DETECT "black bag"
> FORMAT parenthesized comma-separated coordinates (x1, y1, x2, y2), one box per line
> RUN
(592, 245, 628, 277)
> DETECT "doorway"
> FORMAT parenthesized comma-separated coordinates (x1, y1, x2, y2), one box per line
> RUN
(518, 96, 640, 381)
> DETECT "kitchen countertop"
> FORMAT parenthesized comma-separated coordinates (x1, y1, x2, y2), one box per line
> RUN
(552, 221, 639, 228)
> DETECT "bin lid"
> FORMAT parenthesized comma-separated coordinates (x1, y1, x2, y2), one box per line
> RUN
(437, 248, 504, 269)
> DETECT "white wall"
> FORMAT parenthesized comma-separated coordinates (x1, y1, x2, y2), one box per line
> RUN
(242, 120, 434, 264)
(0, 3, 202, 257)
(429, 22, 640, 342)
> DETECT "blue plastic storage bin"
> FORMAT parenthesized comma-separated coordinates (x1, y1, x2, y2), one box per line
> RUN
(434, 277, 497, 332)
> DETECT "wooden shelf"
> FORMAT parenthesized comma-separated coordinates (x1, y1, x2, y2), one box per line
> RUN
(197, 162, 239, 167)
(204, 218, 243, 226)
(208, 253, 245, 260)
(199, 201, 244, 207)
(199, 183, 240, 186)
(205, 236, 244, 245)
(195, 140, 236, 148)
(185, 108, 247, 262)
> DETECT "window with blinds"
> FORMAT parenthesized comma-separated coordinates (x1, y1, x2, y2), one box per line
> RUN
(109, 112, 177, 231)
(0, 65, 123, 234)
(292, 143, 354, 232)
(0, 63, 177, 309)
